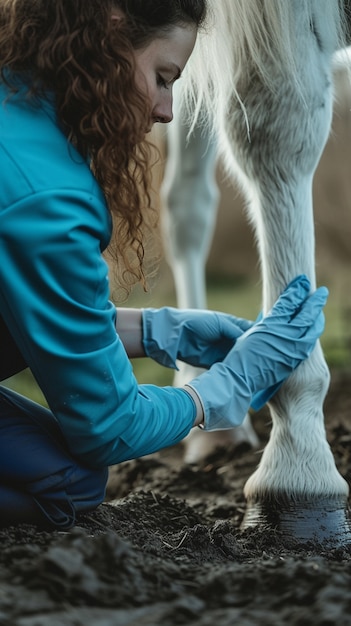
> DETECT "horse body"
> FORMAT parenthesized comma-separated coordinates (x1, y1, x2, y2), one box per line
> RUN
(162, 0, 351, 541)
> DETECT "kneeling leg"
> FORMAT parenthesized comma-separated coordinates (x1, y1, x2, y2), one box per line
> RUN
(0, 386, 108, 529)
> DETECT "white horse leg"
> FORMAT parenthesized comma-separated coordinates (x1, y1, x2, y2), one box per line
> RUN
(233, 5, 349, 543)
(161, 95, 259, 463)
(185, 0, 350, 543)
(161, 93, 219, 312)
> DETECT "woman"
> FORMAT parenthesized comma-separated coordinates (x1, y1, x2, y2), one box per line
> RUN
(0, 0, 328, 528)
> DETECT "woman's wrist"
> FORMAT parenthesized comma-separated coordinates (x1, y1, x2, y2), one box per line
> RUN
(183, 384, 205, 428)
(115, 308, 145, 358)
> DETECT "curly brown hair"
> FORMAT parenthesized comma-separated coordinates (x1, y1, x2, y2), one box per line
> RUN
(0, 0, 206, 294)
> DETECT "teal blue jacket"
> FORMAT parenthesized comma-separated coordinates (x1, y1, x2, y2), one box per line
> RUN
(0, 81, 195, 467)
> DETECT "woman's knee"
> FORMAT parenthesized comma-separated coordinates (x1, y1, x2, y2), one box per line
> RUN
(0, 466, 108, 530)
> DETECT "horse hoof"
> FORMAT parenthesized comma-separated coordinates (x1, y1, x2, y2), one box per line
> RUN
(241, 496, 351, 546)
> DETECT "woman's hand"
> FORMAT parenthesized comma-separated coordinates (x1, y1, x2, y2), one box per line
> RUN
(142, 307, 254, 369)
(185, 275, 328, 430)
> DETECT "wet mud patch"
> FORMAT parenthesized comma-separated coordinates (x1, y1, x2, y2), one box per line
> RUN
(1, 368, 351, 625)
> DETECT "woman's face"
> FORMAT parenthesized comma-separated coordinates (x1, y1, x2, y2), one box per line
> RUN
(133, 24, 197, 131)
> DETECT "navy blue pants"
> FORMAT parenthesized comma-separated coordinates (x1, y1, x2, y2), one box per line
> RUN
(0, 386, 108, 529)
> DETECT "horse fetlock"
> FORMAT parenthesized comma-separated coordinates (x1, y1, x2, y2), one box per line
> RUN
(243, 431, 349, 502)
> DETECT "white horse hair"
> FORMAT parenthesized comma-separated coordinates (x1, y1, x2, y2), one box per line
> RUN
(161, 0, 351, 542)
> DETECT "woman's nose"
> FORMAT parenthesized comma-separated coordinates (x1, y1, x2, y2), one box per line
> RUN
(152, 96, 173, 124)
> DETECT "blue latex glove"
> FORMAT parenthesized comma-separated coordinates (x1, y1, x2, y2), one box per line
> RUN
(186, 275, 328, 430)
(250, 382, 282, 411)
(250, 311, 281, 410)
(142, 307, 254, 369)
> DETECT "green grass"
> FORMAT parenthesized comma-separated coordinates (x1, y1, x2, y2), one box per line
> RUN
(3, 266, 351, 403)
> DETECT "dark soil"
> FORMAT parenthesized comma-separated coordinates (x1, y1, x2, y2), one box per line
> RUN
(1, 368, 351, 626)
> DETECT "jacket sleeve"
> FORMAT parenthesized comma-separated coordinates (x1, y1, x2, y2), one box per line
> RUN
(0, 189, 195, 467)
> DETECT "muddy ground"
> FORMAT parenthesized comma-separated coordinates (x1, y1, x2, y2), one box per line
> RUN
(1, 368, 351, 626)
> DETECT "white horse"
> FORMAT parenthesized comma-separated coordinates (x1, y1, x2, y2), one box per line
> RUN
(161, 0, 351, 544)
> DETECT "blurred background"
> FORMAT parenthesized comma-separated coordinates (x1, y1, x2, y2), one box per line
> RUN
(4, 56, 351, 402)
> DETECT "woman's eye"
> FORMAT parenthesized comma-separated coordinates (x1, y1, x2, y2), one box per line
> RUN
(157, 74, 169, 89)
